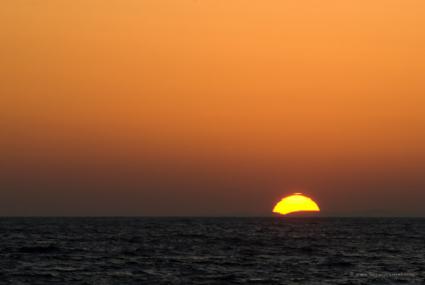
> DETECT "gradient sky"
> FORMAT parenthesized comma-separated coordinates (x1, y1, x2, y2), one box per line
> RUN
(1, 0, 425, 216)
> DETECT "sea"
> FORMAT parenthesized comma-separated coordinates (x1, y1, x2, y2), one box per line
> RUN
(0, 217, 423, 284)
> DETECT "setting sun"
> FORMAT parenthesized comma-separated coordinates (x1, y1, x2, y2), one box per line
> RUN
(273, 193, 320, 216)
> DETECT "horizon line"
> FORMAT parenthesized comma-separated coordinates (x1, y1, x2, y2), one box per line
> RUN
(0, 215, 424, 218)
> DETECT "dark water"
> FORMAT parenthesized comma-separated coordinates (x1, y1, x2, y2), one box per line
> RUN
(0, 218, 424, 284)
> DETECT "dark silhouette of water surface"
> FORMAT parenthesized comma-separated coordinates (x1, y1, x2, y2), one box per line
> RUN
(0, 217, 423, 284)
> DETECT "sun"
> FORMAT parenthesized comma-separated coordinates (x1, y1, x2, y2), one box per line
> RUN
(273, 193, 320, 215)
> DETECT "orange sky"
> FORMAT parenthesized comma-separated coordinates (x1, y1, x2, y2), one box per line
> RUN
(1, 0, 425, 216)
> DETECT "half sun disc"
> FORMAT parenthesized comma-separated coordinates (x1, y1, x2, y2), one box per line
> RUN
(273, 193, 320, 215)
